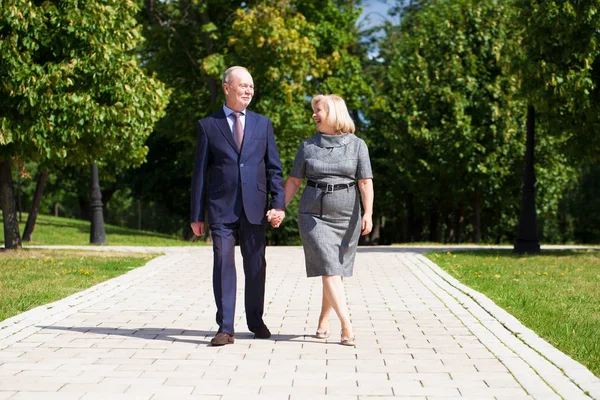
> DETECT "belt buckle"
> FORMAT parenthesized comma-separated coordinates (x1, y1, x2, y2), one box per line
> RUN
(326, 184, 334, 193)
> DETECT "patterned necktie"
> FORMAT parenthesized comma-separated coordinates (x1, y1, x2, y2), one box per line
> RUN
(232, 111, 244, 151)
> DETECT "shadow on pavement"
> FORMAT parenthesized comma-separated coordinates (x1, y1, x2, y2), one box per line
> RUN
(38, 325, 214, 346)
(37, 325, 310, 346)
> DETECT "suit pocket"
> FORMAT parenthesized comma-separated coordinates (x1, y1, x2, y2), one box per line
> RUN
(257, 182, 267, 194)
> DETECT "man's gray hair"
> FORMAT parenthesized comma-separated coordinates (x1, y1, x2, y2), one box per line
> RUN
(222, 66, 250, 85)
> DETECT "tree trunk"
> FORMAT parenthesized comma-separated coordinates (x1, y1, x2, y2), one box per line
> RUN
(414, 213, 424, 242)
(445, 206, 455, 243)
(371, 217, 381, 245)
(0, 160, 22, 249)
(79, 195, 91, 220)
(22, 170, 49, 242)
(100, 186, 116, 220)
(456, 201, 465, 243)
(472, 190, 482, 243)
(429, 198, 441, 242)
(514, 105, 540, 253)
(17, 169, 22, 222)
(407, 193, 415, 242)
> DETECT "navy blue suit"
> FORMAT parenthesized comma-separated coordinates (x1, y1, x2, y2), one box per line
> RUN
(191, 108, 284, 335)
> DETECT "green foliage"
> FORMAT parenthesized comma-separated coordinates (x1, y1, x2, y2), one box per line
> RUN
(0, 0, 170, 167)
(547, 163, 600, 244)
(368, 0, 526, 241)
(515, 0, 600, 162)
(364, 0, 578, 243)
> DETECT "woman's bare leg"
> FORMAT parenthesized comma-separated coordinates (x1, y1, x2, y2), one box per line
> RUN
(322, 275, 354, 339)
(317, 281, 333, 333)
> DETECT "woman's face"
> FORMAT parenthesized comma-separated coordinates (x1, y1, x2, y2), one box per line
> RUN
(312, 101, 335, 134)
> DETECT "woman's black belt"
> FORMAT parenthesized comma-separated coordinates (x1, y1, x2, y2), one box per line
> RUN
(307, 180, 355, 193)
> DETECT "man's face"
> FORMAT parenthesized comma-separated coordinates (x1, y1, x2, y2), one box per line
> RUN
(224, 70, 254, 111)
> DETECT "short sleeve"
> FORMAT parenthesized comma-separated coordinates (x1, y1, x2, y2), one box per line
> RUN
(290, 142, 307, 179)
(356, 139, 373, 180)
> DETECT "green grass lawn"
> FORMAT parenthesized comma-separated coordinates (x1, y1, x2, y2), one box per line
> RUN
(426, 249, 600, 377)
(0, 249, 159, 322)
(1, 213, 207, 246)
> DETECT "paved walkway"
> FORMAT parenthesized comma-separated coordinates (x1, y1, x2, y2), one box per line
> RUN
(0, 246, 598, 400)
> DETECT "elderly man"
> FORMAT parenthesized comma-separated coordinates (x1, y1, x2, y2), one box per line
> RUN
(190, 66, 285, 346)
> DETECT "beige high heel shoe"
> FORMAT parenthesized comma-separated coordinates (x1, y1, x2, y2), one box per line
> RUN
(315, 329, 330, 339)
(316, 317, 330, 339)
(340, 328, 355, 346)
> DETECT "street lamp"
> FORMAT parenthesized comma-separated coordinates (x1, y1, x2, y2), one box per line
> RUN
(90, 163, 106, 245)
(514, 105, 540, 254)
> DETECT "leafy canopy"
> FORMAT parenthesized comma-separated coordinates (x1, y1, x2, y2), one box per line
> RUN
(0, 0, 170, 167)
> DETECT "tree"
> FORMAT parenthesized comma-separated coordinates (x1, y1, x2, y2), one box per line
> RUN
(510, 0, 599, 251)
(365, 0, 574, 244)
(368, 0, 526, 243)
(515, 0, 600, 163)
(0, 0, 169, 248)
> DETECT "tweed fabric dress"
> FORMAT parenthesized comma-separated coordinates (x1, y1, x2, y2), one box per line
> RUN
(290, 132, 373, 277)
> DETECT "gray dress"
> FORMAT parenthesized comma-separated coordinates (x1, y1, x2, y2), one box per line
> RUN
(290, 132, 373, 277)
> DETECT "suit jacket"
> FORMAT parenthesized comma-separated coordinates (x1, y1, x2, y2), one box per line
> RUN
(190, 108, 285, 225)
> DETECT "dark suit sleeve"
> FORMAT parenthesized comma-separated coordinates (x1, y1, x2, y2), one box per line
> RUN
(265, 118, 285, 209)
(190, 120, 209, 223)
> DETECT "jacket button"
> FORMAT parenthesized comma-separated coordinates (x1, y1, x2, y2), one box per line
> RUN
(240, 163, 245, 167)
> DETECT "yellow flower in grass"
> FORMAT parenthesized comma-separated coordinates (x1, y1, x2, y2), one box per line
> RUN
(494, 274, 501, 279)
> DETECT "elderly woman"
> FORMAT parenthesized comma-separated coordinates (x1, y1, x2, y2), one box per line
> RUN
(271, 94, 374, 345)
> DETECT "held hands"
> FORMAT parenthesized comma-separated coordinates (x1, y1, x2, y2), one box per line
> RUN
(361, 214, 373, 236)
(266, 208, 285, 228)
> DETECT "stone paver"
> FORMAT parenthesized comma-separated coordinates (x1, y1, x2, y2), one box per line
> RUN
(0, 245, 598, 399)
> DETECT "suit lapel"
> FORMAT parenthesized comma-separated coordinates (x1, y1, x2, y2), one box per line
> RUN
(214, 109, 239, 152)
(243, 111, 257, 143)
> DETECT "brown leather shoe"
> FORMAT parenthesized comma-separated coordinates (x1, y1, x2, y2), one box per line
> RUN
(210, 332, 234, 346)
(249, 325, 271, 339)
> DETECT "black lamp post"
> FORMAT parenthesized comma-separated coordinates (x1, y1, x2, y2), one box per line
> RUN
(90, 163, 106, 245)
(514, 105, 540, 254)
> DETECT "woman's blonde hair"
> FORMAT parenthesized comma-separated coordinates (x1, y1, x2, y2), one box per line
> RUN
(311, 94, 355, 134)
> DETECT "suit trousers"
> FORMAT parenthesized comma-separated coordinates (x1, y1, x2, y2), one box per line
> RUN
(210, 212, 267, 335)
